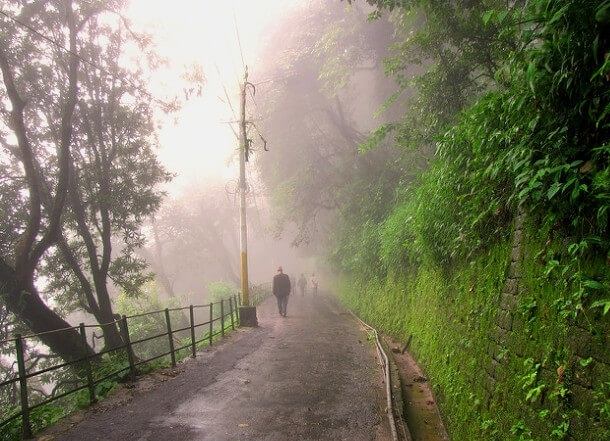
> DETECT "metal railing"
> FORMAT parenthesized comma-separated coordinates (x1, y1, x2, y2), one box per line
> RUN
(0, 294, 245, 440)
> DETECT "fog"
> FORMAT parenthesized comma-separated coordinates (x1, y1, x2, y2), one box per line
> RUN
(138, 181, 315, 305)
(128, 0, 399, 304)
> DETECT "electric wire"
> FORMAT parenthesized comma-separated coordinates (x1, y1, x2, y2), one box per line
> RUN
(230, 2, 261, 129)
(216, 64, 240, 141)
(232, 3, 247, 74)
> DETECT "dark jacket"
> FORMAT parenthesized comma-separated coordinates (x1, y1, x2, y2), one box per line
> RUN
(273, 273, 291, 297)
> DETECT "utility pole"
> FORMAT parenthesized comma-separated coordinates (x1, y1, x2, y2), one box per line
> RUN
(237, 67, 257, 327)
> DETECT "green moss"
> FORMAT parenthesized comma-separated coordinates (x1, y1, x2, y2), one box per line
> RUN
(338, 228, 610, 440)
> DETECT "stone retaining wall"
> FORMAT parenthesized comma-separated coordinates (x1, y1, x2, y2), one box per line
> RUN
(485, 210, 610, 440)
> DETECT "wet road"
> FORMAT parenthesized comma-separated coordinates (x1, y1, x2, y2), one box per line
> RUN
(43, 293, 391, 441)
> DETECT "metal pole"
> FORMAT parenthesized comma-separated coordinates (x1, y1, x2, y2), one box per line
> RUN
(119, 316, 136, 382)
(15, 335, 32, 439)
(79, 323, 96, 404)
(164, 308, 176, 367)
(239, 71, 249, 307)
(236, 68, 257, 327)
(209, 303, 214, 345)
(189, 305, 196, 358)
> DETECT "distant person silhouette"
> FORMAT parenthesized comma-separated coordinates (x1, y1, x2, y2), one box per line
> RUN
(273, 266, 291, 317)
(310, 273, 318, 296)
(297, 273, 307, 296)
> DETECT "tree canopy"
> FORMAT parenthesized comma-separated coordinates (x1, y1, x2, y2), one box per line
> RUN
(252, 0, 407, 251)
(0, 0, 173, 361)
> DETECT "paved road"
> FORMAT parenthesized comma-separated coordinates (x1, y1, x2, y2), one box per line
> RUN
(42, 293, 391, 441)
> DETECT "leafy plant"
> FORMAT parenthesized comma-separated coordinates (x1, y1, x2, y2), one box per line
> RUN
(0, 404, 68, 441)
(594, 382, 610, 428)
(207, 281, 237, 304)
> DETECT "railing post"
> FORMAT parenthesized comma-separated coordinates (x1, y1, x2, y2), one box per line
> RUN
(79, 323, 96, 404)
(15, 335, 32, 439)
(220, 299, 225, 337)
(235, 294, 241, 326)
(209, 302, 213, 346)
(189, 305, 196, 358)
(229, 297, 235, 330)
(165, 308, 176, 367)
(119, 316, 136, 382)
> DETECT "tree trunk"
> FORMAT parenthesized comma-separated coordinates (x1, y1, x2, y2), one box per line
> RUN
(0, 259, 95, 363)
(91, 282, 124, 351)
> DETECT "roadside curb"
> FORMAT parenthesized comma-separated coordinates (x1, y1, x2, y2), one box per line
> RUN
(379, 336, 413, 441)
(382, 336, 451, 441)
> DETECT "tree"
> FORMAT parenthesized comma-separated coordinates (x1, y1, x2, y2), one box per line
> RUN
(0, 0, 173, 361)
(43, 12, 173, 351)
(253, 0, 404, 247)
(138, 188, 242, 301)
(0, 0, 91, 362)
(347, 0, 525, 149)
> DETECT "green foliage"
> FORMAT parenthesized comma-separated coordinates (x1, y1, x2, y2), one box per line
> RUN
(594, 381, 610, 433)
(329, 1, 610, 441)
(114, 282, 181, 360)
(338, 241, 510, 439)
(360, 0, 521, 151)
(115, 281, 179, 316)
(0, 0, 175, 362)
(207, 281, 238, 320)
(207, 281, 237, 304)
(0, 419, 20, 441)
(378, 195, 417, 275)
(313, 4, 388, 97)
(375, 0, 610, 314)
(331, 219, 384, 280)
(255, 1, 404, 246)
(507, 1, 610, 234)
(91, 358, 129, 400)
(0, 404, 67, 441)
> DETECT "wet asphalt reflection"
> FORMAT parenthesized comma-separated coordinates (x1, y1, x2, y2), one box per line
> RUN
(47, 293, 387, 441)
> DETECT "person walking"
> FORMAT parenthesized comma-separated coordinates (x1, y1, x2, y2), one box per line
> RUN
(310, 273, 318, 296)
(273, 266, 291, 317)
(297, 273, 307, 296)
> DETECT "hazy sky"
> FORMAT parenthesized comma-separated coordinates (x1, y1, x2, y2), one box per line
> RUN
(127, 0, 304, 194)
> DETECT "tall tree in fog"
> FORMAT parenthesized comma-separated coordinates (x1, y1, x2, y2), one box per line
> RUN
(300, 0, 525, 275)
(335, 0, 610, 276)
(0, 0, 172, 360)
(350, 0, 523, 147)
(42, 11, 173, 351)
(140, 189, 241, 300)
(254, 1, 404, 247)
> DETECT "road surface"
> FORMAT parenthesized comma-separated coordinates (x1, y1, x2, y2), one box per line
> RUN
(38, 292, 392, 441)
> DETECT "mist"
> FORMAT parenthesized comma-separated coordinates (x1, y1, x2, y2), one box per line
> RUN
(126, 0, 401, 308)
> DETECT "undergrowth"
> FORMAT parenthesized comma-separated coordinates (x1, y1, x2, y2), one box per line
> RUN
(338, 228, 610, 440)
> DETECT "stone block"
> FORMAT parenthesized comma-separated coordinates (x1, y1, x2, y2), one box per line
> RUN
(567, 326, 592, 358)
(498, 309, 514, 331)
(513, 227, 523, 246)
(591, 333, 610, 365)
(570, 383, 596, 419)
(593, 363, 610, 393)
(496, 327, 509, 345)
(511, 242, 522, 264)
(504, 278, 520, 297)
(567, 406, 592, 440)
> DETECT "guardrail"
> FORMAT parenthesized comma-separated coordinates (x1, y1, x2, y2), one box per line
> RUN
(0, 291, 263, 440)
